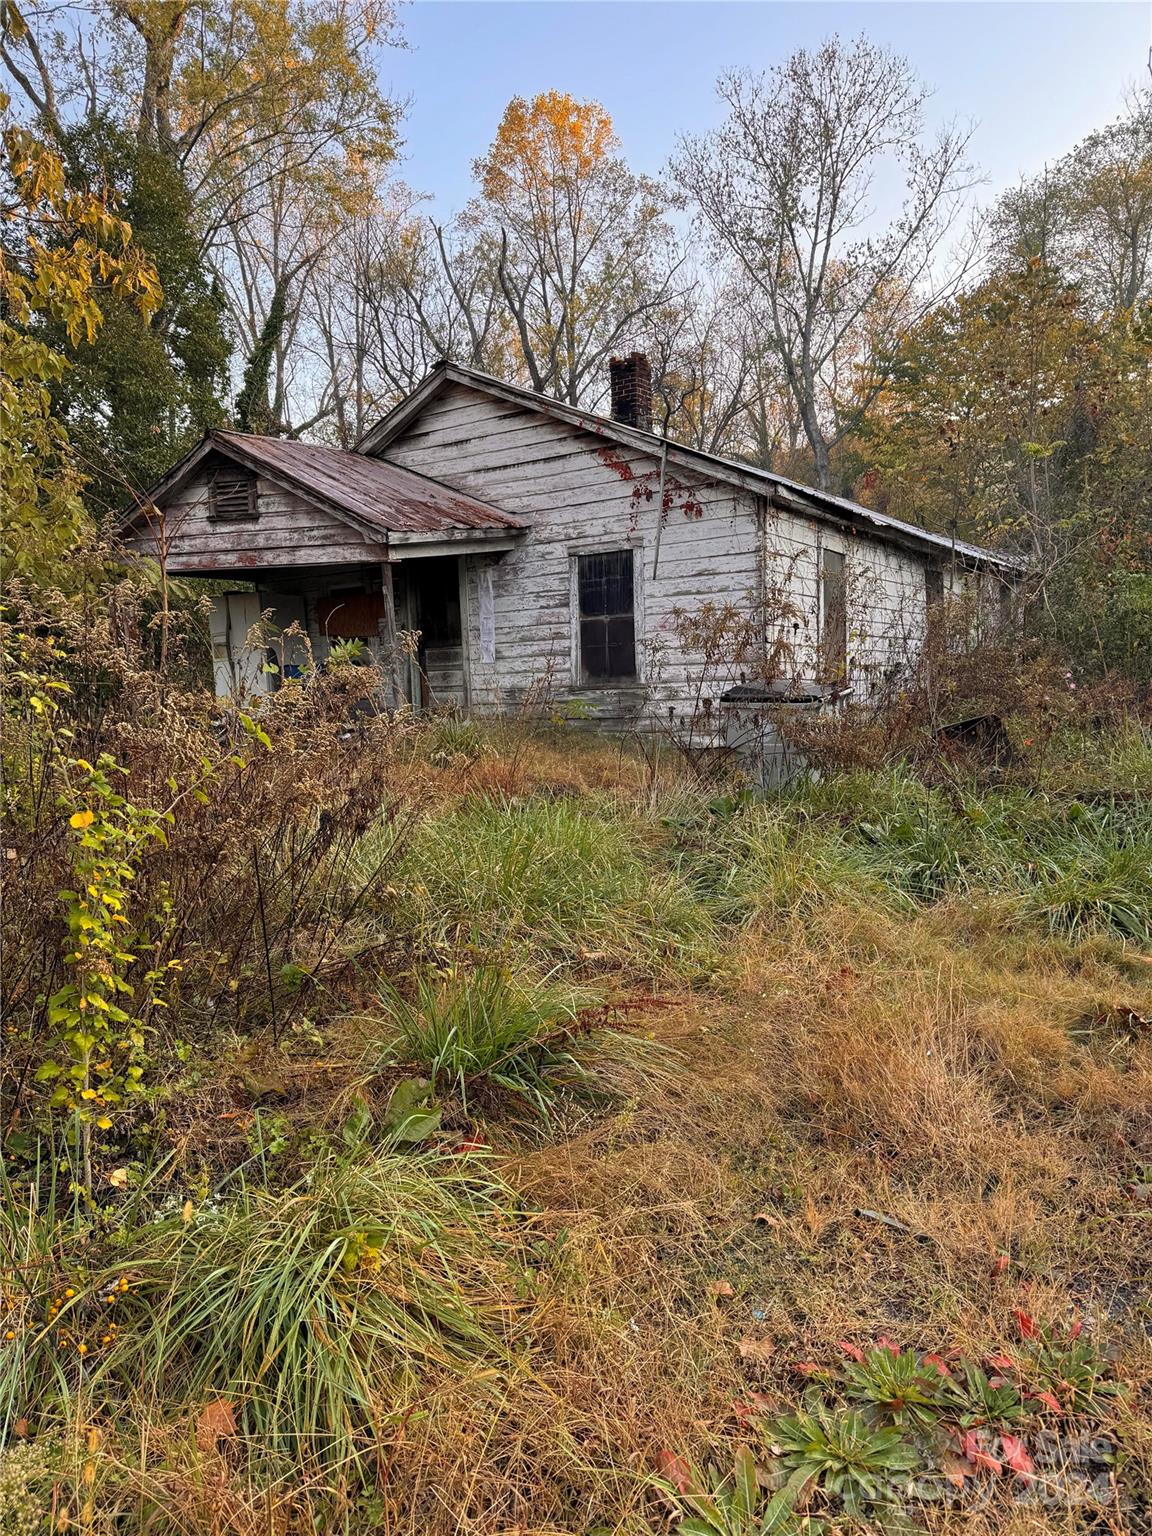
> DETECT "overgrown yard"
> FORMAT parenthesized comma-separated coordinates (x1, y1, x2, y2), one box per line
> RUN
(2, 622, 1150, 1535)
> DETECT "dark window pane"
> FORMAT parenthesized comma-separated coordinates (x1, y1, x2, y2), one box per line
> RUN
(579, 550, 633, 617)
(605, 615, 636, 677)
(577, 550, 637, 681)
(580, 618, 610, 678)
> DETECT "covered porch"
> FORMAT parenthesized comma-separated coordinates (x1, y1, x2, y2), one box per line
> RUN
(119, 426, 525, 709)
(210, 553, 471, 710)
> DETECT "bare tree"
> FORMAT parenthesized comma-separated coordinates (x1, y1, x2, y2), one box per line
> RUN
(670, 36, 978, 489)
(992, 86, 1152, 313)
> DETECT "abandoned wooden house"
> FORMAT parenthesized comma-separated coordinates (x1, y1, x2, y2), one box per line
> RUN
(123, 353, 1022, 736)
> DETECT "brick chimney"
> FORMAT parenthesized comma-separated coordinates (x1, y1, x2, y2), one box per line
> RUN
(608, 351, 653, 433)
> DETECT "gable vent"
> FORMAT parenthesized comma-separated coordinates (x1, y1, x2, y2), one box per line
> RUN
(209, 470, 257, 521)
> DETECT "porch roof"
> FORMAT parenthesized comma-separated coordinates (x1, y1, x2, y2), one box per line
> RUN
(129, 428, 527, 540)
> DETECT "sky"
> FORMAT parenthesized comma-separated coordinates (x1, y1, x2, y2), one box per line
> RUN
(380, 1, 1150, 216)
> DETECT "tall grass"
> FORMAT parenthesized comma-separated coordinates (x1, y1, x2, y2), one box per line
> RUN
(688, 770, 1152, 947)
(365, 793, 715, 973)
(372, 964, 673, 1116)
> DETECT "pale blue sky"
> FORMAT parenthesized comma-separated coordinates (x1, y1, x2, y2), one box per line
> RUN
(381, 2, 1150, 215)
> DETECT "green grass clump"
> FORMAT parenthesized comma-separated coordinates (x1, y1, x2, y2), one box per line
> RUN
(375, 793, 715, 972)
(373, 964, 672, 1116)
(685, 806, 900, 926)
(3, 1149, 515, 1473)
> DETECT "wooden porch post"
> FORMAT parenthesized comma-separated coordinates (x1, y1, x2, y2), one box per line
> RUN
(380, 559, 401, 710)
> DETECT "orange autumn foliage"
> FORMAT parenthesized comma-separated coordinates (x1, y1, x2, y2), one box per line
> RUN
(478, 90, 615, 200)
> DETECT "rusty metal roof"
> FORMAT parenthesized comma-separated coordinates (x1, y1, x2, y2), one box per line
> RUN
(131, 428, 525, 540)
(209, 430, 524, 535)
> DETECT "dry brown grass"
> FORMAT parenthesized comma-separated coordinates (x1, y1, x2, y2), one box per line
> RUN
(5, 721, 1149, 1534)
(338, 877, 1148, 1534)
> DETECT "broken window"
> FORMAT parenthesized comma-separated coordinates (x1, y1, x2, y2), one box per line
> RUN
(820, 547, 848, 680)
(577, 549, 637, 682)
(208, 470, 257, 521)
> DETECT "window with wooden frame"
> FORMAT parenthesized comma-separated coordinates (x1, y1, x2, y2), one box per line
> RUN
(208, 468, 258, 521)
(576, 549, 637, 683)
(820, 547, 848, 681)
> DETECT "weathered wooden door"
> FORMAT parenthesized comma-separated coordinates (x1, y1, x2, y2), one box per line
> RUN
(209, 592, 271, 699)
(396, 558, 466, 711)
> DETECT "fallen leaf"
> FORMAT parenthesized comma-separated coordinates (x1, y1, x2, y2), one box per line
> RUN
(752, 1211, 781, 1228)
(107, 1168, 128, 1190)
(652, 1448, 692, 1494)
(876, 1334, 901, 1356)
(790, 1360, 823, 1377)
(12, 1419, 29, 1439)
(940, 1451, 973, 1488)
(1030, 1388, 1063, 1414)
(922, 1353, 953, 1378)
(196, 1398, 237, 1452)
(961, 1429, 1002, 1475)
(837, 1340, 865, 1362)
(732, 1391, 775, 1424)
(738, 1336, 774, 1364)
(1000, 1433, 1035, 1481)
(709, 1280, 735, 1299)
(991, 1253, 1010, 1275)
(1013, 1308, 1039, 1341)
(985, 1353, 1016, 1372)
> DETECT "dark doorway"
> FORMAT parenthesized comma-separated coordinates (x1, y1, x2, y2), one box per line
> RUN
(397, 558, 465, 709)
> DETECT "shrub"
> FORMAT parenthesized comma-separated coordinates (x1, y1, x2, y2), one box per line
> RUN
(1, 584, 424, 1160)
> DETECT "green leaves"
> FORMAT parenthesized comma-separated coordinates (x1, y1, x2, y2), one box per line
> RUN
(841, 1346, 951, 1432)
(381, 1078, 442, 1145)
(671, 1448, 819, 1536)
(765, 1406, 920, 1517)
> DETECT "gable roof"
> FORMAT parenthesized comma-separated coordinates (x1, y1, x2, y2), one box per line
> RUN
(360, 362, 1024, 573)
(127, 427, 526, 541)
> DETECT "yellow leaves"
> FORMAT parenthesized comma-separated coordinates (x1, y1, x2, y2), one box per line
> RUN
(107, 1169, 129, 1190)
(70, 810, 96, 829)
(479, 91, 617, 202)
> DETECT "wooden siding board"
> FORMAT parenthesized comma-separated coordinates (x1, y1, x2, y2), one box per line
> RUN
(381, 387, 770, 729)
(124, 475, 390, 570)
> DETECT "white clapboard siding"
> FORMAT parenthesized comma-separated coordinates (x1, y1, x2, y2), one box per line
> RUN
(380, 381, 966, 729)
(382, 383, 770, 730)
